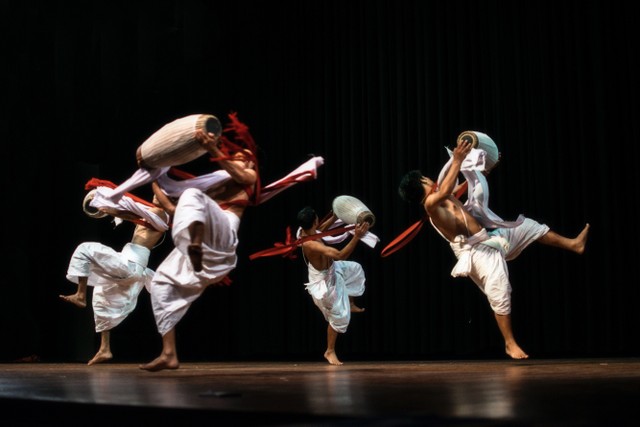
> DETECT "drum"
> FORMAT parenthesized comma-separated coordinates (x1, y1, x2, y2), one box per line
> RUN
(332, 195, 376, 227)
(136, 114, 222, 169)
(457, 130, 500, 171)
(82, 189, 107, 219)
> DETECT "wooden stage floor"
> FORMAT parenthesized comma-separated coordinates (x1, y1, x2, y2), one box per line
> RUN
(1, 358, 638, 426)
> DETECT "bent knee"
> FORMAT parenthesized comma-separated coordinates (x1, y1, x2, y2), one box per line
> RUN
(488, 297, 511, 316)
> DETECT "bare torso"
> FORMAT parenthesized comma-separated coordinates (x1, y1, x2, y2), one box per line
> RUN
(428, 195, 482, 242)
(300, 238, 332, 271)
(131, 223, 164, 249)
(97, 205, 167, 249)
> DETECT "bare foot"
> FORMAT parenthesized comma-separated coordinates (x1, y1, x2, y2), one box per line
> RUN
(139, 354, 180, 372)
(59, 294, 86, 308)
(572, 223, 590, 255)
(350, 303, 365, 313)
(324, 350, 343, 366)
(506, 343, 529, 360)
(188, 243, 203, 272)
(88, 350, 113, 366)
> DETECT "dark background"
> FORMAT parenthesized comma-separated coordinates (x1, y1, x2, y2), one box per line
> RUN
(2, 0, 637, 363)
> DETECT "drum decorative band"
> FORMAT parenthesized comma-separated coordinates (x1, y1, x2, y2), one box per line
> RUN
(137, 114, 222, 169)
(83, 189, 107, 219)
(332, 195, 376, 227)
(457, 130, 499, 171)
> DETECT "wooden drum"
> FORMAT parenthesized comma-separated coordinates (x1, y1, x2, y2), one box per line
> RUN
(332, 195, 376, 227)
(136, 114, 222, 169)
(457, 130, 500, 171)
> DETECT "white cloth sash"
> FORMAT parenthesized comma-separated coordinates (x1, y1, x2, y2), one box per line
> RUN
(89, 186, 171, 231)
(449, 229, 510, 277)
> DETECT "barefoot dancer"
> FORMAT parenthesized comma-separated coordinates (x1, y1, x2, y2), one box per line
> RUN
(139, 129, 257, 372)
(397, 132, 589, 360)
(296, 207, 370, 366)
(62, 200, 168, 365)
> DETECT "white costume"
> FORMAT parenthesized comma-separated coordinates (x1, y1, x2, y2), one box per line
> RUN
(149, 188, 239, 336)
(66, 242, 154, 332)
(431, 146, 550, 315)
(85, 116, 324, 336)
(304, 260, 366, 334)
(296, 219, 380, 333)
(298, 226, 371, 334)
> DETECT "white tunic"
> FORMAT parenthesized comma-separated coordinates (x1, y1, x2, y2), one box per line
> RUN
(66, 242, 154, 333)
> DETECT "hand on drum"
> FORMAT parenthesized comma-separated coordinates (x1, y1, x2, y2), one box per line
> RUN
(453, 139, 472, 161)
(195, 129, 221, 152)
(353, 221, 370, 238)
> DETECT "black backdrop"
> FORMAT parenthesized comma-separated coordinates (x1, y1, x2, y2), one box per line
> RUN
(2, 0, 638, 363)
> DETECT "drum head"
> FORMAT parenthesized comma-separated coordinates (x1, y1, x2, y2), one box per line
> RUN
(457, 131, 479, 148)
(205, 116, 222, 137)
(83, 190, 108, 219)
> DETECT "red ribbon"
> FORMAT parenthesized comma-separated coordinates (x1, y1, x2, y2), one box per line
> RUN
(380, 218, 426, 258)
(249, 223, 356, 261)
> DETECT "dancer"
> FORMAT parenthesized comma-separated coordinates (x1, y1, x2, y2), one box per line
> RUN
(61, 199, 168, 365)
(397, 135, 589, 359)
(139, 128, 257, 371)
(296, 207, 370, 365)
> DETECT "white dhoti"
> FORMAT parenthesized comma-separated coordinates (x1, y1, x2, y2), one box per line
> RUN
(449, 218, 550, 315)
(149, 187, 239, 336)
(304, 260, 366, 333)
(66, 242, 154, 332)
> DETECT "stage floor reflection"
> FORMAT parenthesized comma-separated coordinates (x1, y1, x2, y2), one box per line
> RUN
(1, 358, 638, 426)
